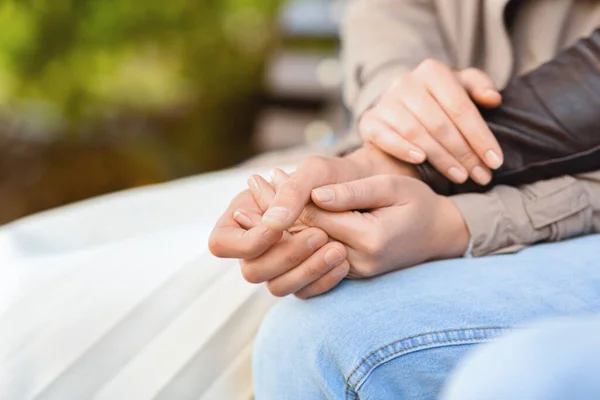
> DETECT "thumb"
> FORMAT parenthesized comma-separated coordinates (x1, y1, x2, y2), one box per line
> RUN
(456, 68, 502, 108)
(311, 175, 419, 211)
(261, 156, 364, 231)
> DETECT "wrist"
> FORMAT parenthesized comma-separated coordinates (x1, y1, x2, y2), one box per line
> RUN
(432, 196, 471, 260)
(344, 144, 420, 179)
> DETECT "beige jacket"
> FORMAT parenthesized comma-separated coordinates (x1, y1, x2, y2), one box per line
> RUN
(342, 0, 600, 256)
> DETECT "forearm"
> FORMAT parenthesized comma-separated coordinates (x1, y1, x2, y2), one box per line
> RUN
(450, 171, 600, 257)
(419, 29, 600, 195)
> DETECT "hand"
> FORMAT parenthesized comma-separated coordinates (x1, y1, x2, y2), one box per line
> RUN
(233, 172, 350, 299)
(260, 144, 419, 231)
(359, 59, 504, 186)
(210, 147, 418, 297)
(301, 175, 470, 278)
(208, 189, 283, 259)
(209, 145, 406, 257)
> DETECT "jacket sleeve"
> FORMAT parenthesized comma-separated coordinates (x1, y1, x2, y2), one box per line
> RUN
(450, 171, 600, 257)
(418, 29, 600, 195)
(341, 0, 452, 119)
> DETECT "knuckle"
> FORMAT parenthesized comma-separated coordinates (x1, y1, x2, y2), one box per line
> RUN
(294, 291, 311, 300)
(207, 234, 224, 257)
(284, 248, 306, 268)
(428, 120, 451, 139)
(446, 98, 472, 119)
(416, 58, 441, 74)
(349, 260, 377, 279)
(389, 74, 409, 92)
(240, 261, 262, 284)
(401, 123, 422, 142)
(299, 206, 319, 226)
(303, 263, 324, 281)
(266, 281, 287, 298)
(361, 231, 386, 254)
(456, 150, 480, 167)
(359, 120, 378, 141)
(376, 106, 401, 128)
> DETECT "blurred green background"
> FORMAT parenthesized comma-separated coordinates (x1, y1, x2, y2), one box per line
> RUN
(0, 0, 345, 224)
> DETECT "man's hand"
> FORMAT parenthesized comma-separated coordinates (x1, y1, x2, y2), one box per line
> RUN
(232, 172, 350, 299)
(304, 175, 471, 278)
(208, 189, 283, 259)
(359, 59, 504, 185)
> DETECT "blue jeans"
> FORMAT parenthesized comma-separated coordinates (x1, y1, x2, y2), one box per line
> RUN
(253, 234, 600, 399)
(441, 315, 600, 400)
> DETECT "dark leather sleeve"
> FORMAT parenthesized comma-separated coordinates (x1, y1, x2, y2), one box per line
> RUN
(417, 28, 600, 195)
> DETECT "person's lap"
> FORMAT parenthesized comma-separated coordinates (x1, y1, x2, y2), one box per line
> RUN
(253, 234, 600, 399)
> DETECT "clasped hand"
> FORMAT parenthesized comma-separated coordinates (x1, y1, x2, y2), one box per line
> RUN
(209, 146, 469, 299)
(209, 60, 504, 298)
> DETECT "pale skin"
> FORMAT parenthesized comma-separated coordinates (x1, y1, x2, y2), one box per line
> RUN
(359, 59, 504, 185)
(209, 145, 470, 299)
(209, 61, 499, 298)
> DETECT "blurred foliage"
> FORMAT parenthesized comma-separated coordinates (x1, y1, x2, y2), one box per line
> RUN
(0, 0, 282, 223)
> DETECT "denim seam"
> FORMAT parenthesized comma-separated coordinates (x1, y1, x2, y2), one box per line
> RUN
(344, 326, 509, 400)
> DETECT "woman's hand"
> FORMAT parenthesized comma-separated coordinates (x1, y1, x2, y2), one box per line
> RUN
(234, 170, 470, 298)
(305, 174, 471, 278)
(359, 59, 504, 186)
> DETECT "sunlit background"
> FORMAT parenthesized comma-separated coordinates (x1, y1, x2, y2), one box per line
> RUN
(0, 0, 348, 224)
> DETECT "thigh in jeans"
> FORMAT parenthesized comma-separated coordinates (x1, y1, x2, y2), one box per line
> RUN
(253, 234, 600, 400)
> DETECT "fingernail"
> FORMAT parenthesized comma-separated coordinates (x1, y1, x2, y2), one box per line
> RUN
(485, 89, 499, 98)
(233, 209, 252, 227)
(471, 166, 492, 185)
(248, 176, 259, 191)
(409, 150, 425, 162)
(262, 206, 289, 223)
(271, 169, 284, 186)
(325, 248, 344, 266)
(312, 188, 334, 202)
(331, 263, 349, 278)
(307, 234, 324, 251)
(485, 150, 503, 169)
(448, 167, 468, 183)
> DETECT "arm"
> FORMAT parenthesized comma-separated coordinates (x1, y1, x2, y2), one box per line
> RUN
(342, 1, 506, 186)
(451, 171, 600, 256)
(419, 29, 600, 194)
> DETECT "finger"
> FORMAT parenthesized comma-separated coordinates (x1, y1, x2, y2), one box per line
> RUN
(395, 86, 492, 185)
(359, 110, 426, 164)
(209, 190, 282, 258)
(294, 260, 349, 299)
(270, 168, 289, 189)
(456, 68, 502, 108)
(311, 175, 416, 211)
(418, 63, 504, 169)
(265, 242, 346, 297)
(378, 91, 469, 183)
(233, 208, 261, 229)
(240, 227, 328, 284)
(209, 224, 282, 259)
(248, 174, 275, 212)
(261, 156, 363, 231)
(297, 204, 373, 247)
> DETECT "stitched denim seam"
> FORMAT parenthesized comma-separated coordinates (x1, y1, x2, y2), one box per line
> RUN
(344, 326, 509, 400)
